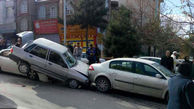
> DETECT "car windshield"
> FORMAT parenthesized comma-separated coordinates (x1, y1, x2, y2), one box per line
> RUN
(63, 51, 77, 68)
(152, 63, 173, 77)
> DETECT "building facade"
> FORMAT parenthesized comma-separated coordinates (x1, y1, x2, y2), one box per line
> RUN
(16, 0, 36, 33)
(0, 0, 16, 44)
(34, 0, 60, 43)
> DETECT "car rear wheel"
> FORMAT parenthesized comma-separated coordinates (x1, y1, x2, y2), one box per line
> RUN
(68, 79, 79, 89)
(27, 70, 39, 81)
(95, 77, 111, 92)
(18, 62, 30, 74)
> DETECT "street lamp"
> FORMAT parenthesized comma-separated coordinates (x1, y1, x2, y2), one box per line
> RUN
(64, 0, 66, 45)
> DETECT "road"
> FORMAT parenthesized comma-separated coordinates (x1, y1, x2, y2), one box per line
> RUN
(0, 72, 167, 109)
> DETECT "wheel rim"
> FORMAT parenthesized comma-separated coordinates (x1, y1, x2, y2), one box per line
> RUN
(19, 65, 28, 73)
(96, 79, 109, 92)
(28, 71, 36, 80)
(69, 80, 78, 88)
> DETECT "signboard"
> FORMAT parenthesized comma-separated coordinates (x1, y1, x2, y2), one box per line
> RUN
(34, 19, 58, 34)
(58, 24, 97, 52)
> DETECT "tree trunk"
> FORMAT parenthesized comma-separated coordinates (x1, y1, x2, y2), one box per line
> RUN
(85, 26, 89, 50)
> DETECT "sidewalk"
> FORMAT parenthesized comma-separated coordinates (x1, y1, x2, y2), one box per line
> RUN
(0, 95, 17, 109)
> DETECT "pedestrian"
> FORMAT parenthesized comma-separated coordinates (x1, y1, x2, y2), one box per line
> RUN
(73, 43, 82, 60)
(161, 50, 174, 72)
(86, 44, 96, 65)
(95, 44, 100, 63)
(15, 37, 22, 47)
(171, 51, 181, 72)
(167, 62, 194, 109)
(67, 42, 74, 53)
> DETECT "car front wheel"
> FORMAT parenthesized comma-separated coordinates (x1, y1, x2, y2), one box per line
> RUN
(95, 77, 111, 92)
(68, 79, 79, 89)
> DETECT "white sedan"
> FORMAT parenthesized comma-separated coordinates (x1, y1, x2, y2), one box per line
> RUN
(0, 49, 48, 81)
(88, 58, 173, 101)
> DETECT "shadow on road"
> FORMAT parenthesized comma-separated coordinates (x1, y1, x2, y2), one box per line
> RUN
(0, 94, 17, 109)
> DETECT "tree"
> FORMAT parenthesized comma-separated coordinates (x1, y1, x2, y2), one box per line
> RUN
(104, 6, 141, 57)
(68, 0, 108, 49)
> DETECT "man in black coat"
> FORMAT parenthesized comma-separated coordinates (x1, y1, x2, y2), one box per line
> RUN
(161, 50, 174, 72)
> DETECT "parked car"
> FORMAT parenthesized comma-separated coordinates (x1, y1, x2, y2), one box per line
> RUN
(88, 58, 173, 101)
(10, 38, 89, 88)
(0, 49, 48, 81)
(139, 57, 161, 64)
(81, 52, 106, 64)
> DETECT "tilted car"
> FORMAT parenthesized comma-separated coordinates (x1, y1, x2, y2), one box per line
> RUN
(0, 49, 48, 81)
(10, 38, 89, 88)
(88, 58, 173, 101)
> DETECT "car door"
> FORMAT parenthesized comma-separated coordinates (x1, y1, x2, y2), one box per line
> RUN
(109, 61, 136, 92)
(46, 50, 69, 81)
(133, 62, 166, 98)
(0, 50, 21, 75)
(25, 45, 48, 73)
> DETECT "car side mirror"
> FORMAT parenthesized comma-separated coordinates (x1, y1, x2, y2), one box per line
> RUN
(155, 74, 162, 79)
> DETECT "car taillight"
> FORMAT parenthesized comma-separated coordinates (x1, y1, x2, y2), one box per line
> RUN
(89, 65, 94, 71)
(10, 48, 13, 53)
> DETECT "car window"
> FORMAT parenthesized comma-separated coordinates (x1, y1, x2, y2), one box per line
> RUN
(110, 61, 133, 72)
(24, 44, 37, 52)
(49, 51, 67, 68)
(29, 46, 47, 59)
(135, 62, 159, 77)
(63, 51, 77, 68)
(0, 50, 10, 57)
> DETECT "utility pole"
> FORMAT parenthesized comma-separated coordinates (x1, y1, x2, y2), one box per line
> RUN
(64, 0, 66, 45)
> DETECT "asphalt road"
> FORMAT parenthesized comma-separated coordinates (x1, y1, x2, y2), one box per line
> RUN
(0, 72, 167, 109)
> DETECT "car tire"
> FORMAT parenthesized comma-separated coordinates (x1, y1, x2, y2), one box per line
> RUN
(18, 61, 30, 74)
(95, 77, 111, 92)
(68, 79, 79, 89)
(27, 70, 39, 81)
(165, 92, 169, 103)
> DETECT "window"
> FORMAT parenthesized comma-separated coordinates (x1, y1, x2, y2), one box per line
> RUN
(29, 46, 47, 59)
(135, 62, 159, 77)
(38, 6, 46, 19)
(20, 18, 28, 31)
(110, 61, 133, 72)
(20, 0, 27, 14)
(49, 6, 57, 18)
(63, 52, 76, 68)
(24, 44, 37, 52)
(6, 7, 14, 18)
(49, 51, 67, 68)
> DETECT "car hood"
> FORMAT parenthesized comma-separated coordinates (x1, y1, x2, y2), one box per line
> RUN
(71, 60, 89, 76)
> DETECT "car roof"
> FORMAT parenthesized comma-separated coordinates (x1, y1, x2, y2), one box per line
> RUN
(109, 58, 156, 65)
(139, 56, 161, 60)
(33, 38, 67, 54)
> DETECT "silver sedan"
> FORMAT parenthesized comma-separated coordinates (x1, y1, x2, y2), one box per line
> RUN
(88, 58, 173, 101)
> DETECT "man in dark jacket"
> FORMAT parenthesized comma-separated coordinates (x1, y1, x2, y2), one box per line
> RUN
(161, 50, 174, 72)
(66, 42, 74, 53)
(167, 62, 194, 109)
(86, 44, 96, 65)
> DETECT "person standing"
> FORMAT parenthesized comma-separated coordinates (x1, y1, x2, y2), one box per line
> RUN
(67, 42, 74, 53)
(161, 50, 174, 72)
(15, 37, 22, 47)
(167, 62, 194, 109)
(95, 44, 100, 63)
(171, 51, 181, 72)
(86, 44, 96, 65)
(73, 43, 82, 60)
